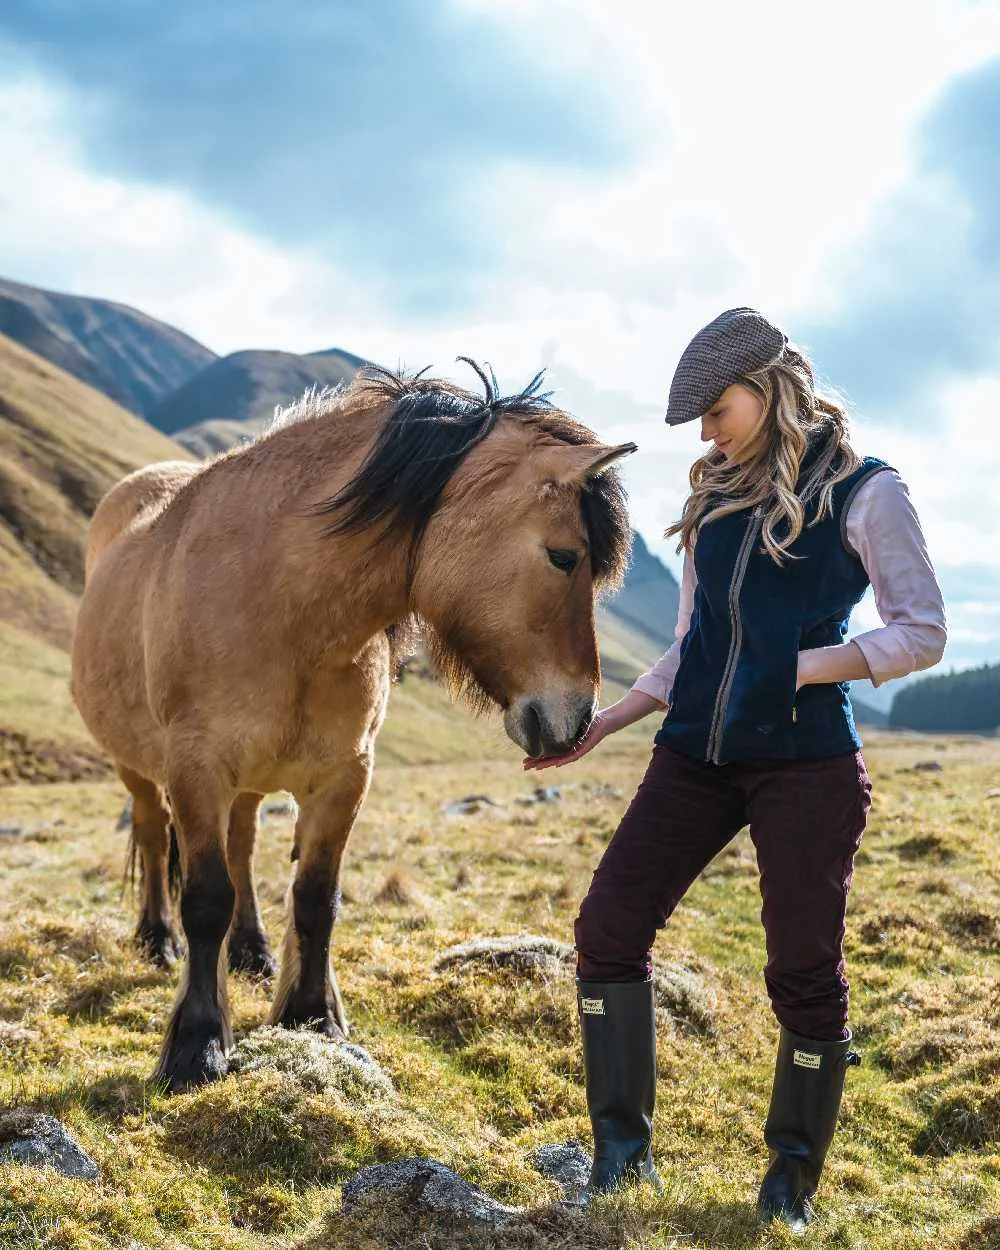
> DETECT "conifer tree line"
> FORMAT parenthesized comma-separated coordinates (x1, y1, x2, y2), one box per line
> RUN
(889, 663, 1000, 734)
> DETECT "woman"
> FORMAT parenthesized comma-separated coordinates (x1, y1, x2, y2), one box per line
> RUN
(526, 308, 947, 1227)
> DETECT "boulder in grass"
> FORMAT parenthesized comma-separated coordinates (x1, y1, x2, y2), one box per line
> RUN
(432, 935, 574, 978)
(227, 1027, 393, 1099)
(0, 1109, 99, 1180)
(529, 1140, 592, 1197)
(342, 1157, 520, 1227)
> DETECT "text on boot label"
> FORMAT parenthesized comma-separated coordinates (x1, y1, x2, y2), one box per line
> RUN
(793, 1049, 822, 1069)
(581, 997, 605, 1015)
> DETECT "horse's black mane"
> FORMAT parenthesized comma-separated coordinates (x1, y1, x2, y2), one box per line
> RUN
(312, 359, 630, 587)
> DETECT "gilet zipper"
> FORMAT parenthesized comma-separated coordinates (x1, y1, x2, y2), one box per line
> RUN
(705, 504, 764, 765)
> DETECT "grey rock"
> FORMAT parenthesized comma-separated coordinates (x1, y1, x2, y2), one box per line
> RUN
(530, 1140, 592, 1196)
(442, 794, 501, 816)
(986, 789, 1000, 800)
(0, 823, 23, 838)
(342, 1157, 520, 1226)
(261, 794, 298, 821)
(0, 1110, 99, 1180)
(0, 1022, 41, 1054)
(912, 760, 943, 773)
(515, 786, 561, 806)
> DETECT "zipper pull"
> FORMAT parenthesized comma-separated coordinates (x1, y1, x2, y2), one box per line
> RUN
(792, 705, 798, 724)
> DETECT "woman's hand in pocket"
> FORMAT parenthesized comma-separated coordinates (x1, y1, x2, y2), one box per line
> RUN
(522, 709, 613, 771)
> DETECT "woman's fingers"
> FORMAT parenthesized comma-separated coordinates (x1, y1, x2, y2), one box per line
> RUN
(521, 728, 603, 770)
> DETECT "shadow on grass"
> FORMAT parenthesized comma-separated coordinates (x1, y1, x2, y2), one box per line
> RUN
(295, 1190, 765, 1250)
(663, 1196, 762, 1248)
(295, 1196, 650, 1250)
(55, 967, 166, 1020)
(18, 1071, 162, 1123)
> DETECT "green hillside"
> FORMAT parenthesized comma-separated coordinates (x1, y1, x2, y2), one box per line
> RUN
(0, 332, 193, 650)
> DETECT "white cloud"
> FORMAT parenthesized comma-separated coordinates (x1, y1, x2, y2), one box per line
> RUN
(1, 2, 999, 671)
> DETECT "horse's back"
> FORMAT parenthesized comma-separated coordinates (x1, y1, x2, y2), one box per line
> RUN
(86, 460, 199, 579)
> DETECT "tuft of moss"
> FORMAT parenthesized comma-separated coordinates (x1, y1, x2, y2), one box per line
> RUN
(162, 1071, 462, 1183)
(433, 935, 573, 978)
(951, 1214, 1000, 1250)
(914, 1078, 1000, 1155)
(881, 1020, 994, 1078)
(228, 1026, 394, 1100)
(652, 966, 718, 1037)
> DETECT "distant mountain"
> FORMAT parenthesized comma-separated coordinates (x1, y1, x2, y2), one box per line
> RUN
(152, 348, 366, 438)
(0, 277, 216, 417)
(605, 531, 678, 653)
(851, 695, 888, 728)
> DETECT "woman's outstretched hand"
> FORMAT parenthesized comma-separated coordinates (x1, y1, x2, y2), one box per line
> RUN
(522, 709, 613, 771)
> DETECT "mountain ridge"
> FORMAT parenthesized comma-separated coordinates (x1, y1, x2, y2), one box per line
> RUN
(0, 276, 217, 417)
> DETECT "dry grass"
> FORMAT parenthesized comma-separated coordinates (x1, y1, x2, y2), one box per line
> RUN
(0, 732, 998, 1248)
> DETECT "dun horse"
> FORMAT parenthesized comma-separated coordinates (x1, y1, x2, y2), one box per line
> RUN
(72, 363, 634, 1091)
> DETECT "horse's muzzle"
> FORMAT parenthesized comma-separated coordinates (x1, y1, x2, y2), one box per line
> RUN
(505, 695, 596, 758)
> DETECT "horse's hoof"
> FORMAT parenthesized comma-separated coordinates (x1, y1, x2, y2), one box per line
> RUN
(228, 927, 278, 978)
(153, 1034, 229, 1093)
(136, 920, 183, 969)
(276, 1003, 347, 1040)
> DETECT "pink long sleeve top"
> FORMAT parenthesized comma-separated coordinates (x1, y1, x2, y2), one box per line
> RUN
(632, 470, 947, 706)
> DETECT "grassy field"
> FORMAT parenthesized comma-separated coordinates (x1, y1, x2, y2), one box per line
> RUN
(1, 729, 999, 1249)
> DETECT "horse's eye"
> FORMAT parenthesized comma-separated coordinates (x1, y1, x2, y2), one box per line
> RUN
(547, 547, 579, 573)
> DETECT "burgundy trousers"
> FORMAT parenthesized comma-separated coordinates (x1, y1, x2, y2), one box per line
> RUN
(574, 745, 872, 1040)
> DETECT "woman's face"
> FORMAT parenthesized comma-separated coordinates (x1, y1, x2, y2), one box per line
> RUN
(700, 382, 766, 464)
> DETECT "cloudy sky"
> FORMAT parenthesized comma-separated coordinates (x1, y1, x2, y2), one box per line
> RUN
(1, 0, 999, 686)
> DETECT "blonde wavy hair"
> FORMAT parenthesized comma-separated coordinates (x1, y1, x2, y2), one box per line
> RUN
(666, 345, 861, 566)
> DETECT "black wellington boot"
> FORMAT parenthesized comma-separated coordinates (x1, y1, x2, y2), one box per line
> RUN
(572, 978, 662, 1205)
(757, 1026, 861, 1232)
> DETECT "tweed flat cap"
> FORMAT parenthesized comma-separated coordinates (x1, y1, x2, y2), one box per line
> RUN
(665, 307, 788, 426)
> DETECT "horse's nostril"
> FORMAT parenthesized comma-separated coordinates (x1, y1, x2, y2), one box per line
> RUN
(525, 703, 543, 758)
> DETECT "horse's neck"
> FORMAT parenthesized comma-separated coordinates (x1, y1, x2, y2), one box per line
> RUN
(262, 404, 413, 638)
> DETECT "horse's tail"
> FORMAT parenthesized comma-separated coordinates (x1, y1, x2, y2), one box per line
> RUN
(123, 817, 140, 901)
(86, 460, 199, 581)
(121, 807, 182, 905)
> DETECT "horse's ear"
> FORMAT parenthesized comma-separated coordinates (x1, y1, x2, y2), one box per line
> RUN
(553, 441, 637, 485)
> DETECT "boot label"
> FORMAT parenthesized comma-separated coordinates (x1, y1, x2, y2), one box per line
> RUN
(580, 997, 605, 1015)
(793, 1049, 822, 1069)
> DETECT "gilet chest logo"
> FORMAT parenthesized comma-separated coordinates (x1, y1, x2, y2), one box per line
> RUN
(581, 997, 605, 1016)
(793, 1049, 822, 1070)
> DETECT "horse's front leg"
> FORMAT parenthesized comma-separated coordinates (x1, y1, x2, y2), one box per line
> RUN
(226, 792, 277, 977)
(153, 762, 235, 1092)
(270, 755, 372, 1037)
